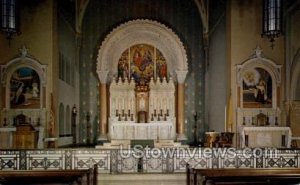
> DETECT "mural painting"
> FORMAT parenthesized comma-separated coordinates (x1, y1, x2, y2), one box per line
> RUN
(10, 67, 40, 109)
(118, 49, 129, 79)
(130, 44, 154, 83)
(156, 49, 167, 79)
(117, 44, 167, 84)
(242, 67, 272, 108)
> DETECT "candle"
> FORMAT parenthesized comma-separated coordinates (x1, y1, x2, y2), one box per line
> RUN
(225, 106, 227, 132)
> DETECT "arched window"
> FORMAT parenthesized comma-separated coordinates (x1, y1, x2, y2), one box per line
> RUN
(59, 103, 64, 136)
(66, 105, 70, 136)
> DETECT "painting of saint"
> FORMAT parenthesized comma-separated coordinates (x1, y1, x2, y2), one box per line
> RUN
(117, 50, 129, 80)
(156, 49, 167, 79)
(242, 68, 272, 108)
(133, 50, 143, 69)
(10, 67, 40, 109)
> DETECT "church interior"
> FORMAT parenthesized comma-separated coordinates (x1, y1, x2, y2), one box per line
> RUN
(0, 0, 300, 184)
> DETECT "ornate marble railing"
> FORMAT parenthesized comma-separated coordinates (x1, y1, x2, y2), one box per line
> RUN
(0, 148, 299, 173)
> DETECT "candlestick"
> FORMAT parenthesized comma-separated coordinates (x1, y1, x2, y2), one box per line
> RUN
(3, 118, 7, 127)
(37, 117, 40, 126)
(275, 116, 278, 126)
(131, 114, 134, 121)
(225, 106, 227, 132)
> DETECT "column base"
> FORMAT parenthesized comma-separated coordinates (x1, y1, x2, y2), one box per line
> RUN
(97, 134, 108, 144)
(44, 137, 58, 148)
(176, 134, 187, 142)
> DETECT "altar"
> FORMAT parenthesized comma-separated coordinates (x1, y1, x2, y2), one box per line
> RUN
(108, 76, 176, 143)
(240, 126, 292, 148)
(110, 121, 175, 140)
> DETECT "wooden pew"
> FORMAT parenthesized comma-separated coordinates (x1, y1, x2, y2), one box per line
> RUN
(186, 164, 300, 185)
(0, 164, 98, 185)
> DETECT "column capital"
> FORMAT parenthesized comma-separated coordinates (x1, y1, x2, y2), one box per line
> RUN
(97, 70, 109, 84)
(176, 70, 188, 83)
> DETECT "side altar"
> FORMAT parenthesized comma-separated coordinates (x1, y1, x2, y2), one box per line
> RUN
(240, 126, 291, 148)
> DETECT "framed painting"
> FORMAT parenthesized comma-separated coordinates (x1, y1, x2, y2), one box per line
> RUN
(242, 67, 272, 108)
(10, 67, 40, 109)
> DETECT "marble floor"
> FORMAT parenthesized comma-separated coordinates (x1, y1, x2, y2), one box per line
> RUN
(98, 173, 186, 185)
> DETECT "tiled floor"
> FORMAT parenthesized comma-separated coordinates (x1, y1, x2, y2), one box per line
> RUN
(98, 173, 186, 185)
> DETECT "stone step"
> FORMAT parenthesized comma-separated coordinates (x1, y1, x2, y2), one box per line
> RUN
(98, 173, 186, 185)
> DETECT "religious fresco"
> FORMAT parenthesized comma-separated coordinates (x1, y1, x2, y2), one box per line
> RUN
(156, 49, 167, 79)
(10, 67, 40, 109)
(242, 67, 272, 108)
(117, 44, 167, 84)
(118, 49, 129, 79)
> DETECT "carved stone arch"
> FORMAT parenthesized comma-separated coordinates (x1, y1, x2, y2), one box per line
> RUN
(1, 58, 47, 87)
(236, 47, 282, 108)
(0, 47, 47, 109)
(236, 58, 281, 87)
(96, 19, 188, 83)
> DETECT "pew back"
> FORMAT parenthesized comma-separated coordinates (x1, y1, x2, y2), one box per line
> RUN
(0, 164, 98, 185)
(186, 164, 300, 185)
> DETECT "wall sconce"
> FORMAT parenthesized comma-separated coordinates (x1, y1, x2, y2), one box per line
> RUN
(0, 0, 20, 43)
(261, 0, 282, 49)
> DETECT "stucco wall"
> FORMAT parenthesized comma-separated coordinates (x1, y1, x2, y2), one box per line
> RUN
(207, 1, 227, 132)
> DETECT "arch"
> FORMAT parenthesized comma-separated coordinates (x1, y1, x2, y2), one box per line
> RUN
(96, 19, 188, 83)
(0, 46, 47, 109)
(236, 47, 282, 108)
(59, 103, 65, 136)
(290, 49, 300, 100)
(66, 105, 70, 135)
